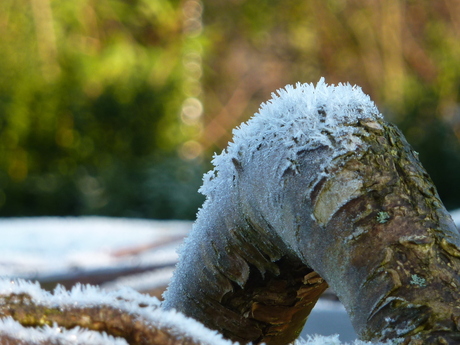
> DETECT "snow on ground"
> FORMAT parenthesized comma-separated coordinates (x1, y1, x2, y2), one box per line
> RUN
(0, 217, 189, 278)
(102, 266, 176, 293)
(0, 212, 459, 344)
(303, 299, 357, 342)
(451, 209, 460, 226)
(2, 213, 457, 279)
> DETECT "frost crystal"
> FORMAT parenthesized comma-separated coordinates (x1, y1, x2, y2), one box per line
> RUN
(0, 317, 129, 345)
(200, 78, 382, 197)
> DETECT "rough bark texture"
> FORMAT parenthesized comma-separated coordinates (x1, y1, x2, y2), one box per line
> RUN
(309, 122, 460, 344)
(163, 117, 460, 344)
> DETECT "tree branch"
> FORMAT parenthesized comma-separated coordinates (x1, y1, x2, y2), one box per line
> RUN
(164, 80, 460, 344)
(0, 280, 235, 345)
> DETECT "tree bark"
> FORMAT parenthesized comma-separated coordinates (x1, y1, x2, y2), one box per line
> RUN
(163, 85, 460, 344)
(308, 123, 460, 344)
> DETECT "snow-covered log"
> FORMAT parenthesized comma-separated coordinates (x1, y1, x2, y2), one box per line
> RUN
(163, 79, 460, 344)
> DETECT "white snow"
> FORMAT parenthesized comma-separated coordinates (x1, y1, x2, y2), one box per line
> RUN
(0, 317, 129, 345)
(0, 217, 189, 277)
(294, 334, 394, 345)
(102, 267, 175, 292)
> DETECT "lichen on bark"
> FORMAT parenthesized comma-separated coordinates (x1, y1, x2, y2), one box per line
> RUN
(308, 121, 460, 344)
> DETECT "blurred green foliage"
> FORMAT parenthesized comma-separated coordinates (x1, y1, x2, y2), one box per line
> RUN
(0, 0, 459, 218)
(0, 0, 205, 218)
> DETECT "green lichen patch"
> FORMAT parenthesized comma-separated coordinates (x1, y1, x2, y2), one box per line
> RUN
(410, 274, 426, 287)
(376, 211, 391, 224)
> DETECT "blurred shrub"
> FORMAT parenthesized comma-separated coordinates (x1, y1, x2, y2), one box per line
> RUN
(0, 0, 205, 218)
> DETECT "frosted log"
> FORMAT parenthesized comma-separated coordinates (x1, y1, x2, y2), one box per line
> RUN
(164, 79, 460, 344)
(0, 278, 380, 344)
(0, 279, 236, 345)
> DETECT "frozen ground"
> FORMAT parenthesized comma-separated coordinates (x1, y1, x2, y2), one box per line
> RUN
(0, 209, 459, 343)
(0, 217, 189, 278)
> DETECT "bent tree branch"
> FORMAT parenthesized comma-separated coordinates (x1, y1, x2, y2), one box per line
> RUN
(1, 80, 460, 345)
(163, 80, 460, 344)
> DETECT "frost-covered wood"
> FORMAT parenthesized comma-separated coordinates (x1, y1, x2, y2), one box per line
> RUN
(0, 279, 236, 345)
(163, 79, 460, 344)
(0, 280, 376, 345)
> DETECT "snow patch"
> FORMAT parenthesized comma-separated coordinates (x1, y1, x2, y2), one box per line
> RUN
(102, 267, 175, 292)
(0, 217, 189, 277)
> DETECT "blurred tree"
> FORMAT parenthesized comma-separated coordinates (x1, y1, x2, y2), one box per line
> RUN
(0, 0, 206, 218)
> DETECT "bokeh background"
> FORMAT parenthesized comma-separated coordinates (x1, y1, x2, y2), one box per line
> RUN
(1, 0, 459, 219)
